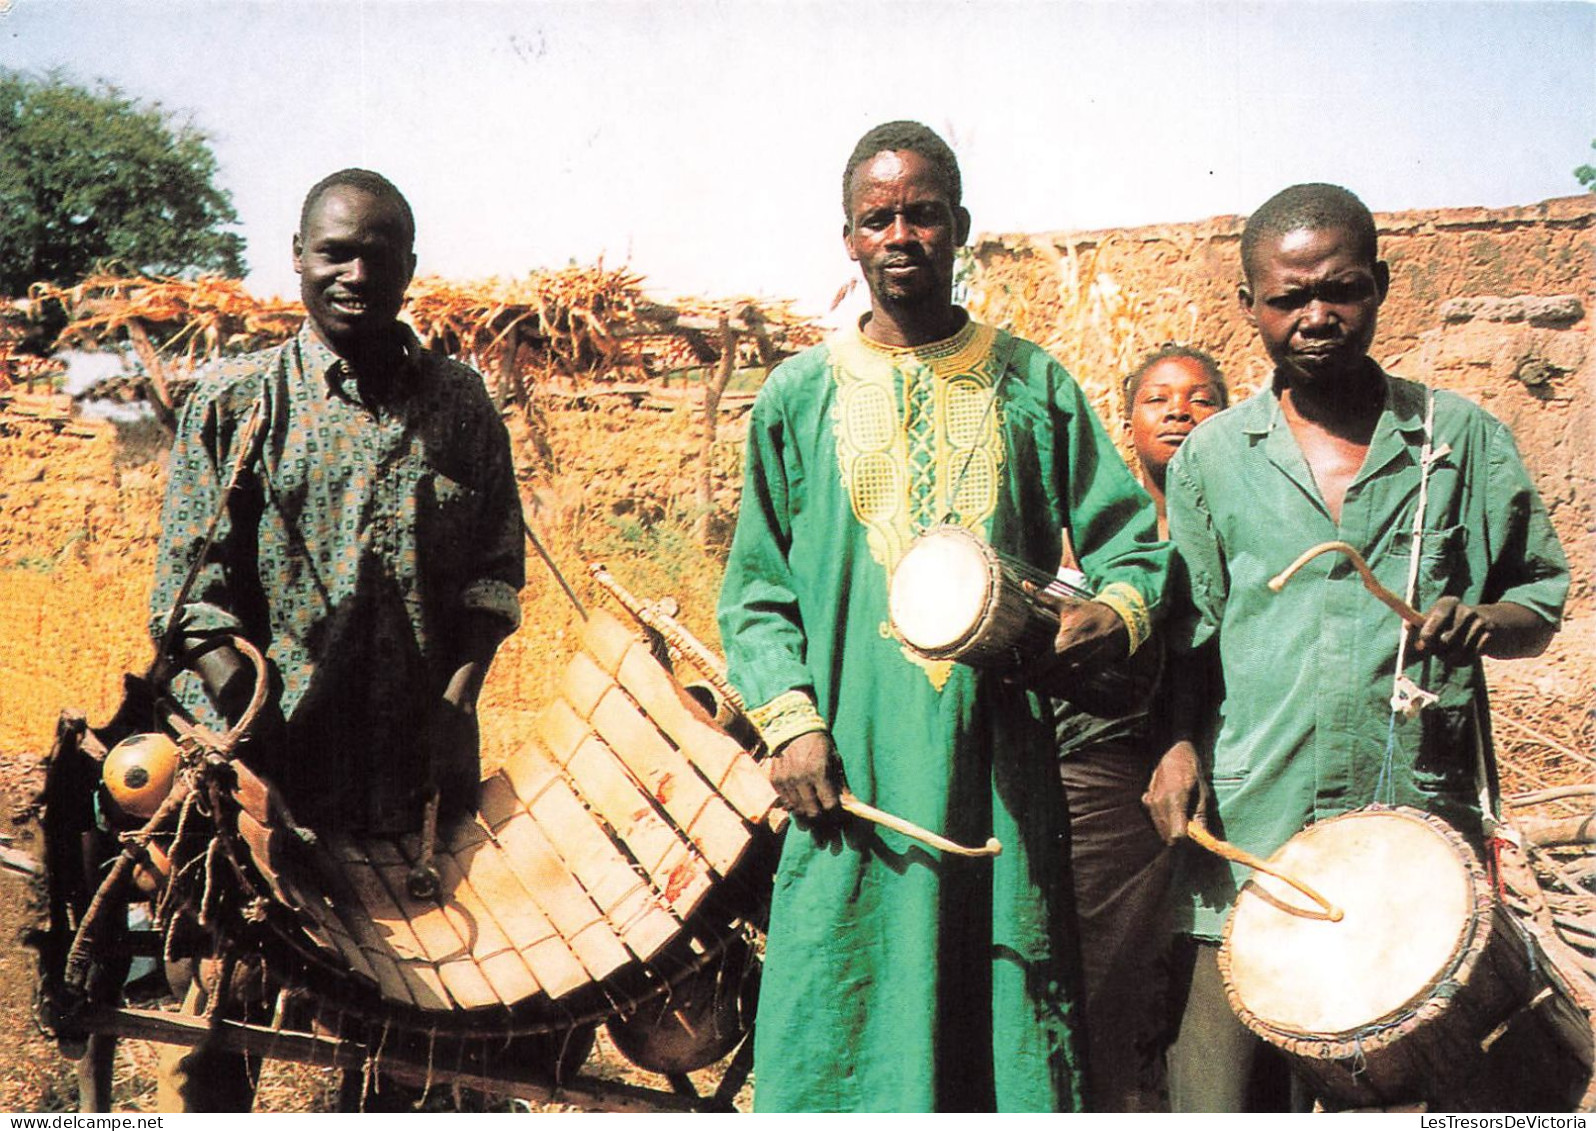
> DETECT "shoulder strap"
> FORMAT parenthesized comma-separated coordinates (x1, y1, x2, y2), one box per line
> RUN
(936, 331, 1018, 529)
(1388, 389, 1442, 719)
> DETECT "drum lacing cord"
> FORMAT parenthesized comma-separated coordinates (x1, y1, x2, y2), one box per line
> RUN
(1349, 1032, 1369, 1081)
(1344, 971, 1467, 1081)
(1387, 391, 1448, 723)
(1377, 395, 1507, 889)
(928, 336, 1016, 535)
(1267, 393, 1448, 811)
(1382, 390, 1449, 805)
(1478, 913, 1551, 1056)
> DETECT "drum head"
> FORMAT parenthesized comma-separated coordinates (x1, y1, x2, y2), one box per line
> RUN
(1224, 808, 1476, 1037)
(889, 528, 992, 654)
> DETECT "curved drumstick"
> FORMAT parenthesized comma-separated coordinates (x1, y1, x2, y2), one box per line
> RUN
(1268, 540, 1425, 628)
(586, 562, 1002, 859)
(1185, 819, 1344, 922)
(841, 790, 1002, 858)
(172, 633, 272, 754)
(220, 635, 271, 751)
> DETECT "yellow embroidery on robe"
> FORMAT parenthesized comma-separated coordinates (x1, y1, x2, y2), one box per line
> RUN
(829, 320, 1009, 688)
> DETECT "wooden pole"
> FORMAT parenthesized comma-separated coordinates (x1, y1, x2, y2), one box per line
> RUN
(79, 1006, 709, 1113)
(697, 315, 736, 546)
(124, 319, 177, 433)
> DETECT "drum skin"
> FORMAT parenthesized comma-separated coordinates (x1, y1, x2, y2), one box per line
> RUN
(1220, 806, 1592, 1110)
(1226, 807, 1473, 1036)
(888, 526, 1158, 718)
(888, 526, 1048, 664)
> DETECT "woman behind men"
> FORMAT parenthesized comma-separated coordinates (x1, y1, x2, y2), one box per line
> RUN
(1056, 345, 1226, 1111)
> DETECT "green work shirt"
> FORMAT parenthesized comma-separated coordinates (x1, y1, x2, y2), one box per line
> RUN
(1166, 371, 1568, 939)
(717, 316, 1170, 1111)
(150, 323, 525, 832)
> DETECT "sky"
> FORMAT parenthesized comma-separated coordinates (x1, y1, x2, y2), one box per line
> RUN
(2, 0, 1593, 322)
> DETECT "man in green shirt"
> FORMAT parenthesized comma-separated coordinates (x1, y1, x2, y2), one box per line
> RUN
(717, 121, 1170, 1111)
(1157, 183, 1569, 1111)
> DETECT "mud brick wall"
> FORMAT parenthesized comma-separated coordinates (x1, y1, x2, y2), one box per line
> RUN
(972, 195, 1596, 629)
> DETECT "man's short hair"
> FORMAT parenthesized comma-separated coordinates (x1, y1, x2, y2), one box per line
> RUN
(1240, 183, 1377, 283)
(1123, 344, 1228, 418)
(300, 168, 416, 246)
(842, 120, 962, 218)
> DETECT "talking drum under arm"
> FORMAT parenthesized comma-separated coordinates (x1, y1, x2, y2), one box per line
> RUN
(887, 525, 1159, 718)
(1219, 807, 1593, 1111)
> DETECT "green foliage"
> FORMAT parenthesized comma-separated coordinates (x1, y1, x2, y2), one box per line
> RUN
(1576, 139, 1596, 192)
(0, 69, 245, 299)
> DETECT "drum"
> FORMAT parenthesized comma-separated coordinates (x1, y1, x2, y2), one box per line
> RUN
(887, 525, 1158, 717)
(1220, 806, 1592, 1111)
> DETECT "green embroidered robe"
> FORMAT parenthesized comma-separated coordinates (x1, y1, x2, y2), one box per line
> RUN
(717, 318, 1170, 1112)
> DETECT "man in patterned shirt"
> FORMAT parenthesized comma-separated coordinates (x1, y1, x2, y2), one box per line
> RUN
(149, 168, 525, 1109)
(716, 122, 1169, 1111)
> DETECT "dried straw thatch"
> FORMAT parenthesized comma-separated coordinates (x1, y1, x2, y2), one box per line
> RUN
(0, 299, 66, 392)
(36, 273, 302, 357)
(406, 267, 644, 387)
(33, 269, 823, 419)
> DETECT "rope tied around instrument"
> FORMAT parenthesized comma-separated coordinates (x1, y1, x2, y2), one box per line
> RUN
(1339, 971, 1466, 1074)
(61, 634, 275, 1003)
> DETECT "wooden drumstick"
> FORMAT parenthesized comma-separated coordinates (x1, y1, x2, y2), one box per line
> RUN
(1268, 540, 1425, 628)
(1185, 819, 1344, 922)
(587, 562, 1001, 859)
(841, 790, 1002, 858)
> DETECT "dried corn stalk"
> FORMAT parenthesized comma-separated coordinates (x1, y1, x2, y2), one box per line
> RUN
(37, 274, 302, 358)
(29, 269, 822, 440)
(32, 274, 302, 425)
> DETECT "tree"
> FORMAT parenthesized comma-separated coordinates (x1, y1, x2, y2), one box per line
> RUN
(0, 69, 245, 300)
(1577, 140, 1596, 192)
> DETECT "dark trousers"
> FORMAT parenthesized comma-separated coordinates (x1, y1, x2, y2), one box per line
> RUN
(1061, 741, 1175, 1112)
(1166, 937, 1310, 1113)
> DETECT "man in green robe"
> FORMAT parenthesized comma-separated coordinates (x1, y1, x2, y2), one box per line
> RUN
(717, 121, 1170, 1112)
(1157, 184, 1569, 1111)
